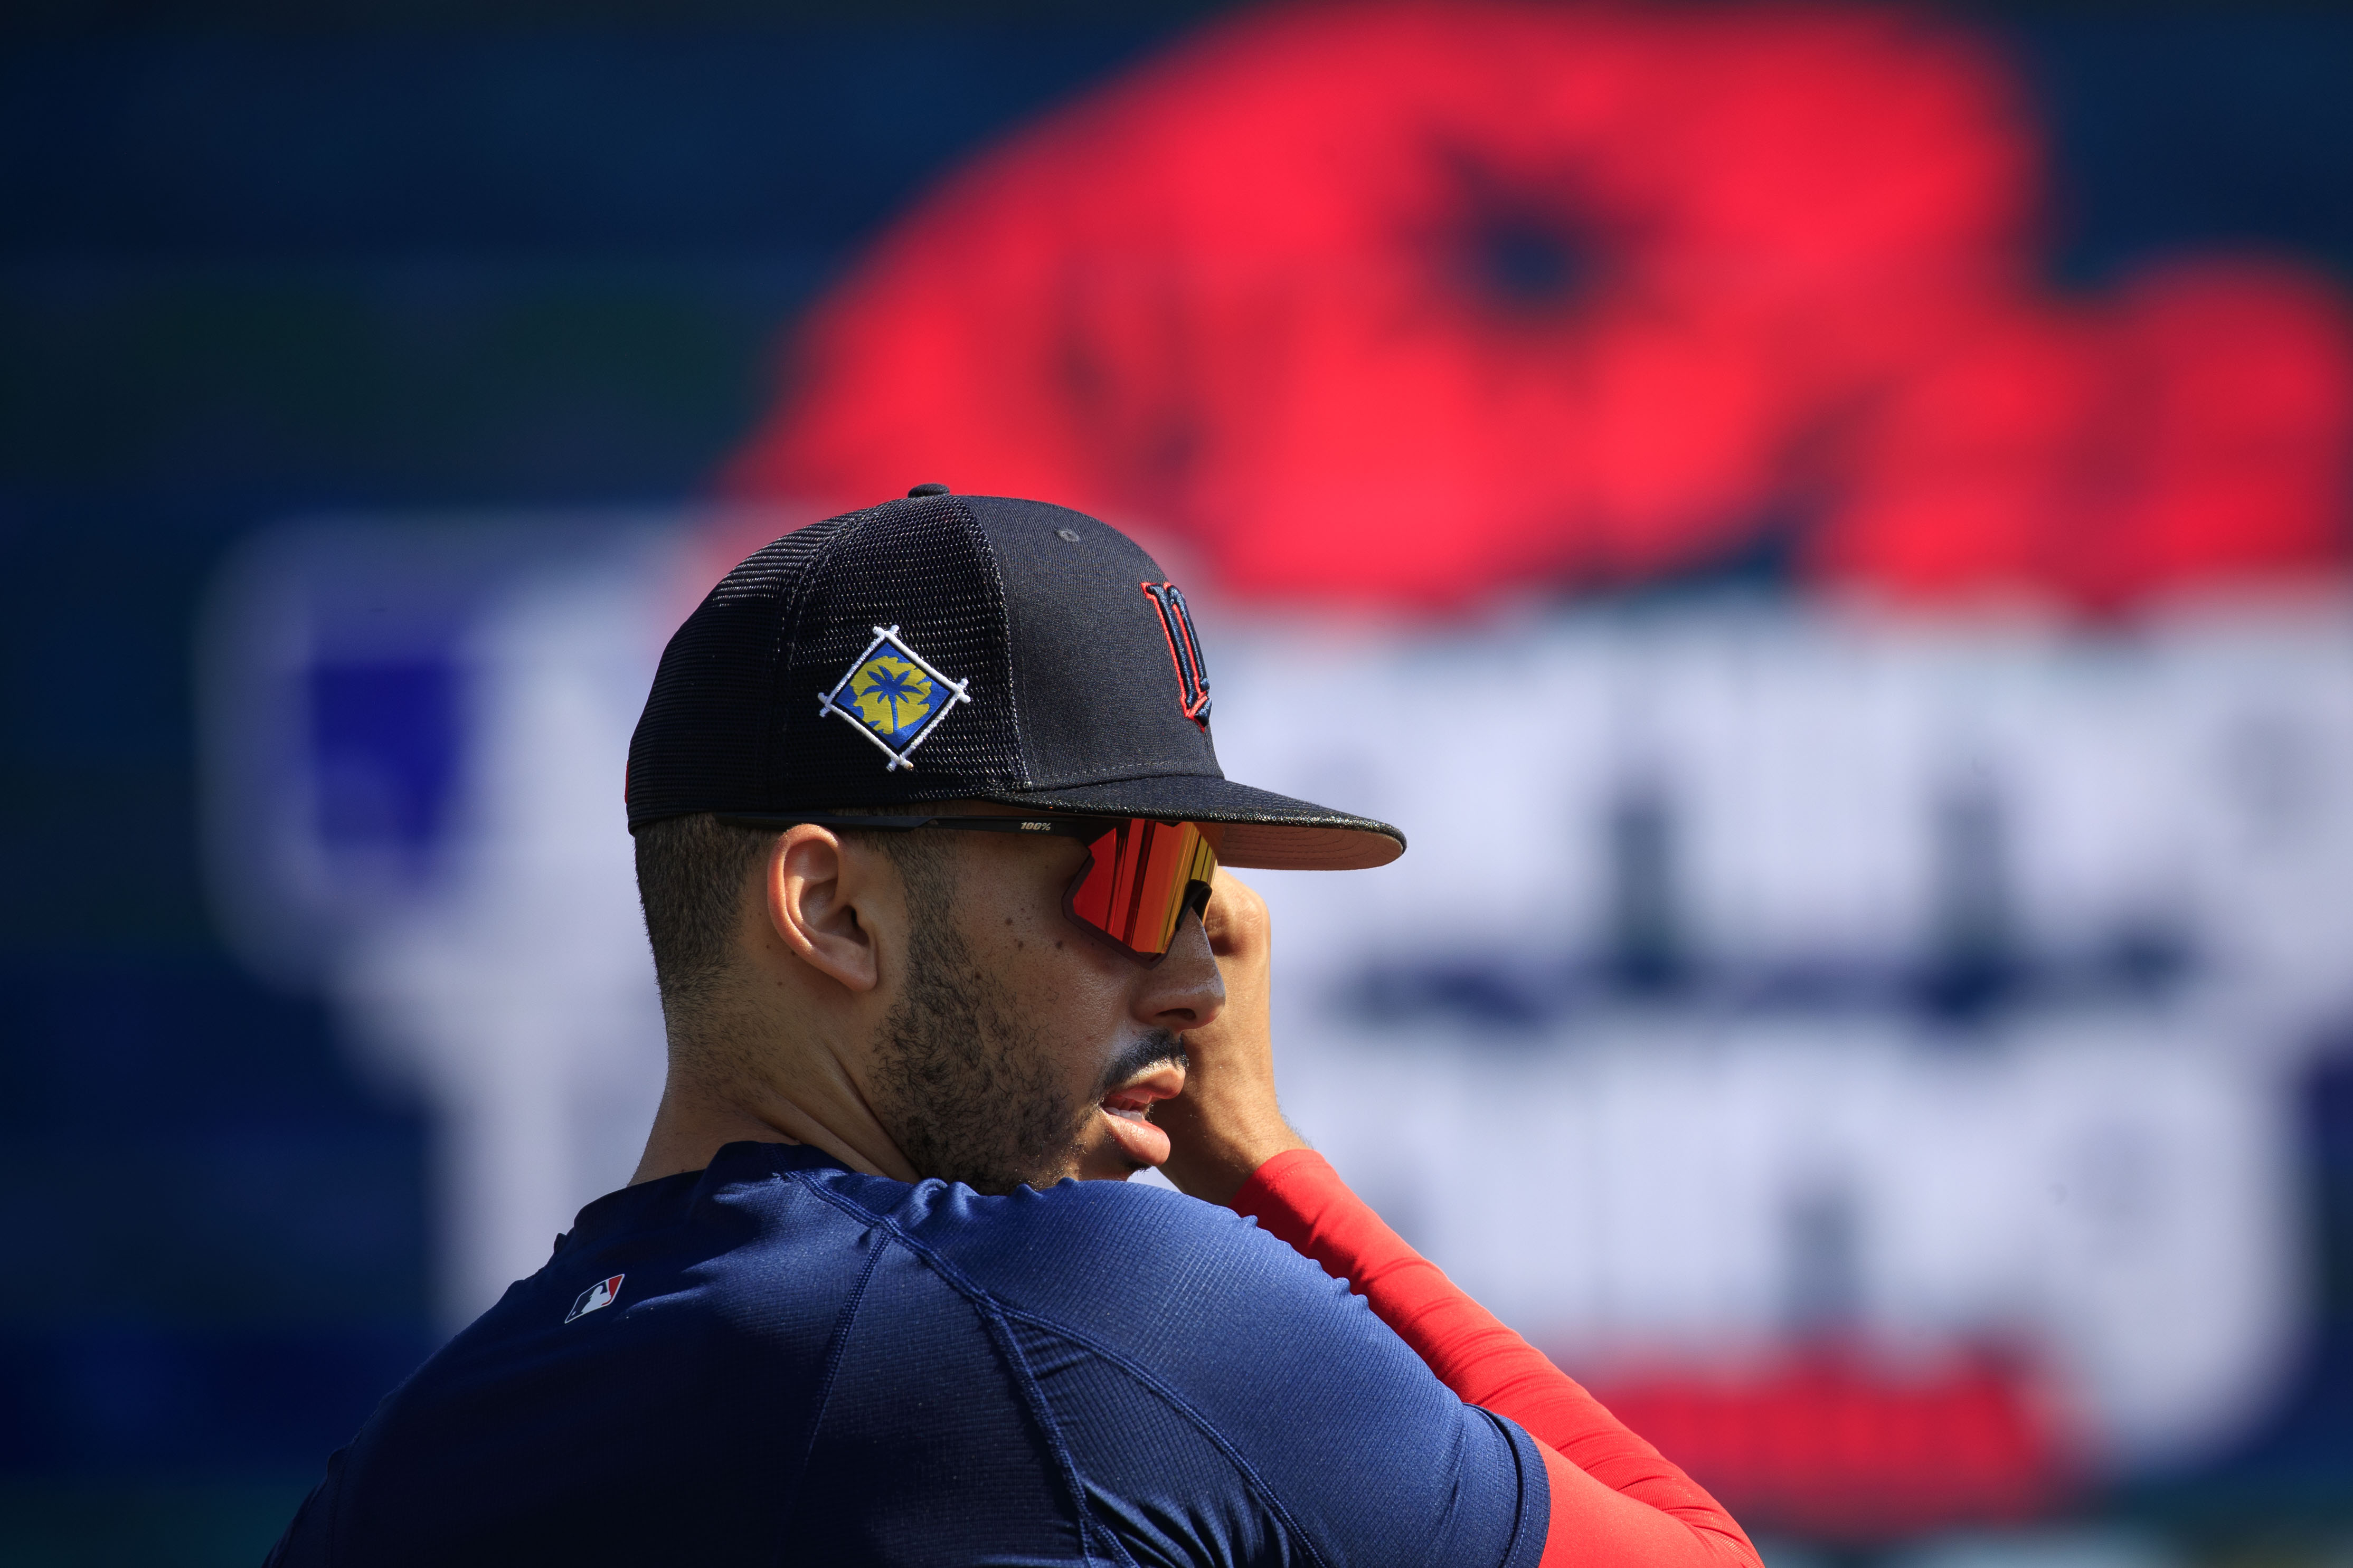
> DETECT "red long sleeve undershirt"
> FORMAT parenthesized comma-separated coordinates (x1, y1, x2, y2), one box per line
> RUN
(1231, 1150, 1762, 1568)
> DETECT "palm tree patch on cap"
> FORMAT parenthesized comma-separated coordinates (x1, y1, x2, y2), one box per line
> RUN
(818, 625, 972, 771)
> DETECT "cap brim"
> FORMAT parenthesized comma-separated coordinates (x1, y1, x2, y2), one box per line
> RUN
(977, 775, 1403, 871)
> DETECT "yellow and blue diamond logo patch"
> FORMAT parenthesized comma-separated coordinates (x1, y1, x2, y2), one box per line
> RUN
(849, 653, 943, 739)
(817, 625, 971, 771)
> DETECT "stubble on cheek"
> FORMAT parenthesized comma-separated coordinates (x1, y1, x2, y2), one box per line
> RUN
(870, 911, 1098, 1195)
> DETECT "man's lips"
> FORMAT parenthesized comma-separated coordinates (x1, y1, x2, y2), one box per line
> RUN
(1098, 1060, 1185, 1168)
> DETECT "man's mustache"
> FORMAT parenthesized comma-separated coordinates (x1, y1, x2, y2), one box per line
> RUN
(1096, 1030, 1188, 1099)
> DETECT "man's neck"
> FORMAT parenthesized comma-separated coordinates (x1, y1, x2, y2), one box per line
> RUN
(629, 1086, 793, 1185)
(629, 1063, 918, 1187)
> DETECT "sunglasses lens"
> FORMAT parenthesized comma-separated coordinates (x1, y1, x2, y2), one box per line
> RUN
(1066, 820, 1218, 958)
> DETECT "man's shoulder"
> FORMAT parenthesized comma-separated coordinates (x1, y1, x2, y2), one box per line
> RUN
(545, 1148, 1345, 1331)
(848, 1166, 1242, 1240)
(823, 1169, 1373, 1361)
(640, 1147, 1388, 1389)
(825, 1165, 1277, 1271)
(818, 1164, 1494, 1553)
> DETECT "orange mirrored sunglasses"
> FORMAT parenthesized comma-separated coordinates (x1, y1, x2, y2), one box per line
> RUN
(724, 813, 1220, 964)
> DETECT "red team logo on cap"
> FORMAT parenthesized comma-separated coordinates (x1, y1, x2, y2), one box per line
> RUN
(1141, 583, 1211, 729)
(566, 1275, 625, 1323)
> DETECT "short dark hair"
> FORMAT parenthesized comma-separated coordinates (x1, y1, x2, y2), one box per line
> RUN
(633, 811, 951, 1024)
(634, 813, 773, 1019)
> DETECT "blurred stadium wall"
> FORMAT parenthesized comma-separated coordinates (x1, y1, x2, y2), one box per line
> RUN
(7, 4, 2353, 1564)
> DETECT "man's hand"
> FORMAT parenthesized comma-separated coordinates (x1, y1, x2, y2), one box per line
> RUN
(1155, 870, 1309, 1204)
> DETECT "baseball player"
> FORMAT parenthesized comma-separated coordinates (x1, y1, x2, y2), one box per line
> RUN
(268, 488, 1760, 1566)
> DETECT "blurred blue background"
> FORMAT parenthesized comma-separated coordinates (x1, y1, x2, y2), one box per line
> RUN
(5, 4, 2353, 1563)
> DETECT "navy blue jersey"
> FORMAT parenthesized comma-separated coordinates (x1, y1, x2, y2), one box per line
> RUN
(268, 1141, 1549, 1566)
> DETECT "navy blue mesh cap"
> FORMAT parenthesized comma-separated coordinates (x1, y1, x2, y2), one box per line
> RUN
(625, 489, 1404, 871)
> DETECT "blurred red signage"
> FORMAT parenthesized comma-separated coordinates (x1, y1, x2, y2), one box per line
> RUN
(727, 1, 2353, 613)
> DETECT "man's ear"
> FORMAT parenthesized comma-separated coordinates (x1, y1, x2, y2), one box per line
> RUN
(764, 825, 883, 993)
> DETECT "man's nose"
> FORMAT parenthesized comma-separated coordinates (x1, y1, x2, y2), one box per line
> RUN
(1133, 908, 1224, 1032)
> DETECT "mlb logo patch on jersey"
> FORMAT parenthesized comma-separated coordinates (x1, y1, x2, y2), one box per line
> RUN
(817, 624, 972, 771)
(566, 1274, 624, 1323)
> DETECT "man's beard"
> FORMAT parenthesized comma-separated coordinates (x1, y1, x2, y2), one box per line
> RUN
(871, 902, 1184, 1195)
